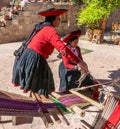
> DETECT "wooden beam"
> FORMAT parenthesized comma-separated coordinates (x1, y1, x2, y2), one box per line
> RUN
(69, 89, 104, 110)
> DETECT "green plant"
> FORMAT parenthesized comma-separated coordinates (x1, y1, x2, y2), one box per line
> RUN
(77, 0, 120, 29)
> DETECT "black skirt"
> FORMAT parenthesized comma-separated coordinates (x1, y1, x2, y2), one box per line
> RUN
(12, 48, 55, 96)
(59, 61, 94, 91)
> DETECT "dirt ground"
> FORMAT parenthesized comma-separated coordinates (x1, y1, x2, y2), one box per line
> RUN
(0, 40, 120, 129)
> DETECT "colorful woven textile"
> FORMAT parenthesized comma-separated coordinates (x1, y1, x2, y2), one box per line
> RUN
(0, 90, 57, 117)
(102, 101, 120, 129)
(57, 94, 89, 108)
(94, 94, 120, 129)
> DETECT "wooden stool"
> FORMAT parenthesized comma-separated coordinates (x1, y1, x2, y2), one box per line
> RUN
(92, 29, 102, 44)
(111, 22, 120, 41)
(85, 29, 93, 41)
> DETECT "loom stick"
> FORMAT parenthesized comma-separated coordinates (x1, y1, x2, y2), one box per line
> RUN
(94, 95, 120, 129)
(49, 95, 70, 125)
(107, 92, 120, 99)
(44, 113, 54, 126)
(56, 106, 70, 126)
(94, 95, 111, 129)
(92, 109, 102, 128)
(32, 93, 50, 128)
(101, 96, 114, 128)
(47, 108, 61, 124)
(101, 96, 115, 128)
(50, 92, 86, 117)
(70, 89, 104, 110)
(93, 94, 109, 128)
(51, 113, 61, 124)
(101, 96, 119, 129)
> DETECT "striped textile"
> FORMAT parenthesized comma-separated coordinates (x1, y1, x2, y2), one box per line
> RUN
(0, 90, 57, 117)
(57, 94, 89, 108)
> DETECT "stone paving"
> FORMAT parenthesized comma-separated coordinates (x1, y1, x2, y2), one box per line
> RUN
(0, 40, 120, 129)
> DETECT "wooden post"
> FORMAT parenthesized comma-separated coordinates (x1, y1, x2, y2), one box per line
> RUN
(100, 18, 107, 43)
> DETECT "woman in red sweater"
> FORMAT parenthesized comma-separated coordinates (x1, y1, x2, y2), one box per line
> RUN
(58, 30, 94, 92)
(12, 8, 88, 100)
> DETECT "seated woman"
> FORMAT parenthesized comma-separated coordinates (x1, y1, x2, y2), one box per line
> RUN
(58, 30, 95, 94)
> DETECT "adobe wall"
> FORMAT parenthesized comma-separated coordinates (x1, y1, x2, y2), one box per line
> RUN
(0, 0, 11, 7)
(106, 7, 120, 31)
(0, 2, 120, 44)
(0, 2, 80, 44)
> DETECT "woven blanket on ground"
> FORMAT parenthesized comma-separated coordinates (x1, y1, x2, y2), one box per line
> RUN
(55, 94, 89, 109)
(0, 90, 57, 117)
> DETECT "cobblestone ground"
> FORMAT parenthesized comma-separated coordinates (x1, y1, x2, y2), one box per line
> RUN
(0, 40, 120, 129)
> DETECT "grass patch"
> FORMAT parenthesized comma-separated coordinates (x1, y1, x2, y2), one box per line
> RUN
(81, 48, 93, 55)
(54, 48, 93, 55)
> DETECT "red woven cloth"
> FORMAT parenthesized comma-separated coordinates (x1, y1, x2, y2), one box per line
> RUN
(102, 101, 120, 129)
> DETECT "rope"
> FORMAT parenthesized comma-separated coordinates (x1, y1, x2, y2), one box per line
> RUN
(74, 77, 120, 91)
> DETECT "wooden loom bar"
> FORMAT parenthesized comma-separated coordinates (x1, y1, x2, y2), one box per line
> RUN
(69, 89, 104, 110)
(49, 95, 70, 125)
(56, 106, 70, 126)
(33, 92, 63, 127)
(51, 92, 86, 117)
(32, 93, 50, 128)
(44, 113, 54, 126)
(47, 108, 61, 124)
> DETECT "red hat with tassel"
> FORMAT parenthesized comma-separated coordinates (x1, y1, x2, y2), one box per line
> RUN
(62, 30, 81, 43)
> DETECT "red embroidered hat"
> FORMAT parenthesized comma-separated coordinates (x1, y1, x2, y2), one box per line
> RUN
(37, 8, 68, 17)
(62, 30, 81, 43)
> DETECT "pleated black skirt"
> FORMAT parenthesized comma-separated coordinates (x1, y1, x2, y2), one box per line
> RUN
(59, 61, 94, 92)
(12, 48, 55, 96)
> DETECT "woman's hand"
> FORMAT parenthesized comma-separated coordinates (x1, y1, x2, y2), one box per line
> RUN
(77, 61, 89, 73)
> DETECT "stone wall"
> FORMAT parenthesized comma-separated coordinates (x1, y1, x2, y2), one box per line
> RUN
(0, 2, 80, 44)
(106, 7, 120, 31)
(0, 0, 11, 7)
(0, 2, 120, 44)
